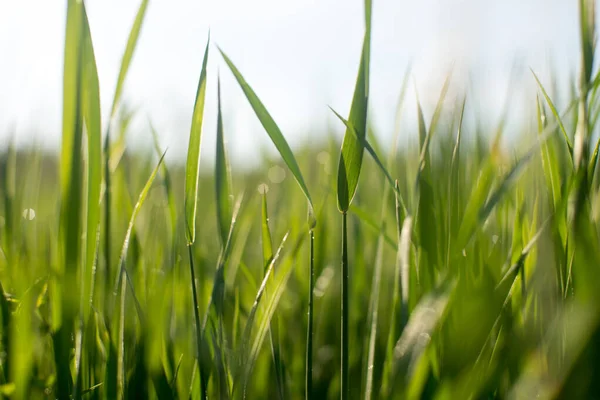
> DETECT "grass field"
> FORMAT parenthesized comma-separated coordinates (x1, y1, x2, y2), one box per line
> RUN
(3, 0, 600, 399)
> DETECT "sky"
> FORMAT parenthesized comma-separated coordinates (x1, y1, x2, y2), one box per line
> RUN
(0, 0, 581, 166)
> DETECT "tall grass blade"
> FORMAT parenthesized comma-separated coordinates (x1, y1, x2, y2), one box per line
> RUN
(336, 4, 372, 213)
(260, 193, 285, 399)
(184, 35, 210, 244)
(532, 70, 574, 156)
(104, 0, 150, 313)
(363, 201, 387, 400)
(415, 99, 437, 290)
(74, 4, 102, 397)
(109, 0, 149, 118)
(111, 151, 166, 322)
(55, 0, 85, 396)
(215, 74, 233, 246)
(219, 48, 313, 213)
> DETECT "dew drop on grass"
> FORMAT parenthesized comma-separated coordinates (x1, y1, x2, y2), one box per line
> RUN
(258, 183, 269, 194)
(268, 165, 286, 184)
(22, 208, 36, 221)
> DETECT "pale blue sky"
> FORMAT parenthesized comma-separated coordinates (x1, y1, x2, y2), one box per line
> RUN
(0, 0, 580, 165)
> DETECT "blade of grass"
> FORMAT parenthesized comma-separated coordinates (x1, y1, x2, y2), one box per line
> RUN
(109, 0, 149, 118)
(104, 0, 150, 314)
(532, 69, 574, 156)
(363, 187, 390, 400)
(55, 1, 85, 396)
(74, 4, 102, 397)
(215, 74, 233, 247)
(184, 34, 210, 245)
(415, 98, 437, 291)
(260, 193, 285, 399)
(183, 32, 210, 400)
(111, 151, 166, 323)
(218, 48, 313, 214)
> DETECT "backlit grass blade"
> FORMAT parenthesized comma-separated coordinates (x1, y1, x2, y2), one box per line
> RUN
(104, 0, 150, 313)
(415, 98, 437, 290)
(149, 121, 177, 244)
(112, 152, 164, 400)
(446, 97, 466, 264)
(109, 0, 149, 118)
(74, 4, 102, 397)
(197, 196, 245, 398)
(218, 48, 313, 214)
(111, 151, 166, 322)
(56, 0, 85, 397)
(336, 31, 371, 213)
(335, 3, 371, 392)
(80, 2, 102, 321)
(215, 74, 233, 246)
(260, 192, 285, 399)
(184, 35, 210, 244)
(532, 70, 574, 156)
(330, 108, 399, 199)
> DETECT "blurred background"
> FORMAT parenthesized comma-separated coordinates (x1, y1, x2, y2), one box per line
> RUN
(0, 0, 581, 166)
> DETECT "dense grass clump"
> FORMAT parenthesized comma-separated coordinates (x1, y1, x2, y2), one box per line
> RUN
(4, 0, 600, 399)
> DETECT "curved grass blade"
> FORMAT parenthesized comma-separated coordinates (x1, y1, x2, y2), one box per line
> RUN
(236, 232, 288, 387)
(215, 74, 233, 246)
(184, 34, 210, 244)
(104, 0, 150, 313)
(235, 233, 305, 398)
(218, 48, 313, 214)
(109, 0, 149, 118)
(532, 69, 574, 156)
(111, 151, 166, 323)
(446, 97, 466, 265)
(330, 108, 407, 216)
(336, 29, 371, 213)
(415, 98, 437, 290)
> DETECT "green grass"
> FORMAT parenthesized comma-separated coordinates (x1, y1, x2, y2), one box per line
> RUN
(4, 0, 600, 399)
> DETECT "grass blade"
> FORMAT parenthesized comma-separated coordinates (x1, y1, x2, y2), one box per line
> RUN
(218, 48, 313, 213)
(215, 74, 233, 246)
(109, 0, 149, 118)
(260, 192, 285, 399)
(184, 34, 210, 244)
(55, 1, 85, 397)
(104, 0, 150, 314)
(74, 4, 102, 397)
(336, 17, 372, 213)
(111, 151, 166, 323)
(532, 69, 574, 156)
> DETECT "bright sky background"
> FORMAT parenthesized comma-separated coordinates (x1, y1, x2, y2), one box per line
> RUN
(0, 0, 581, 166)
